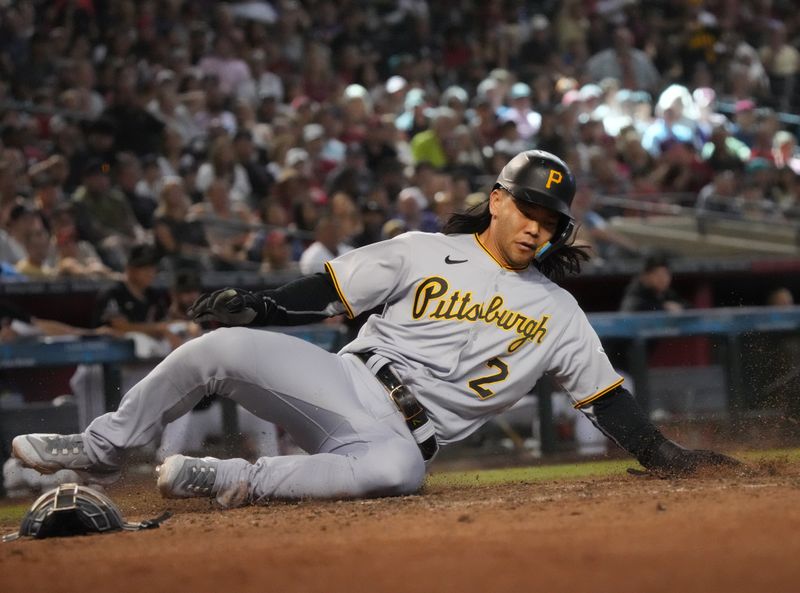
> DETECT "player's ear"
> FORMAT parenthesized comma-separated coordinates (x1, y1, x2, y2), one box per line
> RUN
(488, 188, 503, 217)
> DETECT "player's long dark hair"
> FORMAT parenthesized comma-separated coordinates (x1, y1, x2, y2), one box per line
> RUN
(442, 200, 590, 281)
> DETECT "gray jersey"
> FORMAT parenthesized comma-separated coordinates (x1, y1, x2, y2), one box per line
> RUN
(329, 232, 622, 445)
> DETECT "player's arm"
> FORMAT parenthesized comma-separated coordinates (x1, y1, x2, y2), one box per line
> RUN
(578, 386, 742, 477)
(187, 272, 345, 327)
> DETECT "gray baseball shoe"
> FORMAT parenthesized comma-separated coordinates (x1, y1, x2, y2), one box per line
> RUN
(12, 433, 120, 485)
(156, 455, 250, 507)
(156, 454, 221, 498)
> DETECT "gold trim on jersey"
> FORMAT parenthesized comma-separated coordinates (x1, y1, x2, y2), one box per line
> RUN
(572, 377, 625, 409)
(324, 261, 355, 319)
(473, 233, 528, 271)
(412, 276, 550, 353)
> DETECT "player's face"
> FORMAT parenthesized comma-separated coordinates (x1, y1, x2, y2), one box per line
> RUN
(485, 189, 559, 268)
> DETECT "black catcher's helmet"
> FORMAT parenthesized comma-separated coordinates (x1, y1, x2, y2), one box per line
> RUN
(494, 150, 576, 261)
(2, 483, 170, 542)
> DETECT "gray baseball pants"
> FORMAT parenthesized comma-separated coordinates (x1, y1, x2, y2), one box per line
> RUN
(83, 327, 426, 501)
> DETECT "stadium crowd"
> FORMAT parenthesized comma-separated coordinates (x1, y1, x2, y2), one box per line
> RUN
(0, 0, 799, 280)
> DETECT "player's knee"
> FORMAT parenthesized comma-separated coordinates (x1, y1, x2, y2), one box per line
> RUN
(363, 442, 425, 496)
(181, 327, 253, 364)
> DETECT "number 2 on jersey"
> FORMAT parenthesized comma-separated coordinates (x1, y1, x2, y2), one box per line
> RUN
(468, 357, 509, 400)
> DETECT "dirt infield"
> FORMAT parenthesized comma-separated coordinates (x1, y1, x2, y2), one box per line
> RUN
(1, 457, 799, 593)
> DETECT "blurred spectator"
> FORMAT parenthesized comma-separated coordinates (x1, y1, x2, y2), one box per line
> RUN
(772, 130, 800, 175)
(102, 66, 166, 157)
(115, 153, 157, 230)
(157, 126, 190, 179)
(196, 134, 253, 204)
(190, 178, 255, 270)
(232, 130, 273, 205)
(299, 216, 353, 274)
(410, 107, 457, 168)
(236, 48, 285, 105)
(147, 70, 202, 145)
(727, 37, 770, 104)
(736, 177, 784, 221)
(469, 96, 500, 150)
(1, 202, 42, 266)
(329, 191, 360, 245)
(730, 100, 758, 147)
(396, 186, 439, 232)
(29, 159, 67, 226)
(766, 286, 795, 307)
(571, 184, 638, 261)
(66, 117, 117, 192)
(326, 142, 374, 202)
(15, 227, 55, 279)
(135, 155, 164, 207)
(257, 229, 298, 273)
(758, 22, 799, 112)
(92, 244, 186, 348)
(700, 124, 751, 172)
(44, 202, 115, 280)
(641, 86, 698, 157)
(619, 253, 685, 313)
(168, 268, 204, 322)
(585, 27, 660, 93)
(696, 171, 742, 217)
(351, 200, 387, 247)
(494, 120, 529, 158)
(70, 159, 146, 270)
(498, 82, 542, 142)
(199, 35, 253, 97)
(153, 177, 212, 271)
(648, 140, 712, 202)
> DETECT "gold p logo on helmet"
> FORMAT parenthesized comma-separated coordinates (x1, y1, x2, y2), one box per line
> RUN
(545, 170, 563, 188)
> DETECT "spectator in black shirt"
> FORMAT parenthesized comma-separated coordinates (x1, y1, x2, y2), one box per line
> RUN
(93, 244, 182, 348)
(619, 254, 686, 313)
(153, 177, 212, 271)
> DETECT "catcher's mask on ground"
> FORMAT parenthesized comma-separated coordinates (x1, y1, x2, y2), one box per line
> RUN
(2, 483, 171, 542)
(495, 149, 577, 261)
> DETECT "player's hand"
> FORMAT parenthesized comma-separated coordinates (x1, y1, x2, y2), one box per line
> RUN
(638, 439, 743, 478)
(187, 288, 266, 326)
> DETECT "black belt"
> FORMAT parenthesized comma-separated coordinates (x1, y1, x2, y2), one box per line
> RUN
(355, 351, 439, 461)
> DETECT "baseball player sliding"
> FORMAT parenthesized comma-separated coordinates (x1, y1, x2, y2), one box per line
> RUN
(12, 150, 740, 506)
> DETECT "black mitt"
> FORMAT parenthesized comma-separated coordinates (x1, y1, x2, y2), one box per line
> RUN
(634, 439, 743, 478)
(187, 288, 267, 326)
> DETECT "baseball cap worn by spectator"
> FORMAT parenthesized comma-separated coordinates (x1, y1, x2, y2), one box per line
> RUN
(385, 76, 407, 95)
(303, 124, 325, 144)
(127, 244, 160, 268)
(509, 82, 532, 100)
(83, 159, 111, 178)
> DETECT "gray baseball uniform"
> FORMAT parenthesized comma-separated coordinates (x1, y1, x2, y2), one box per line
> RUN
(334, 231, 623, 444)
(79, 231, 621, 502)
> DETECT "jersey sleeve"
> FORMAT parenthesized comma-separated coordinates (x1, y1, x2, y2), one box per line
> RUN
(324, 234, 413, 318)
(547, 306, 623, 408)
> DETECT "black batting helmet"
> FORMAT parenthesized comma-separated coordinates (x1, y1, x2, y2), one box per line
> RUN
(494, 150, 576, 261)
(495, 149, 575, 218)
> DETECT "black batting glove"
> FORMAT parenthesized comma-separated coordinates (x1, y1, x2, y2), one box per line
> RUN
(187, 288, 268, 326)
(638, 439, 743, 478)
